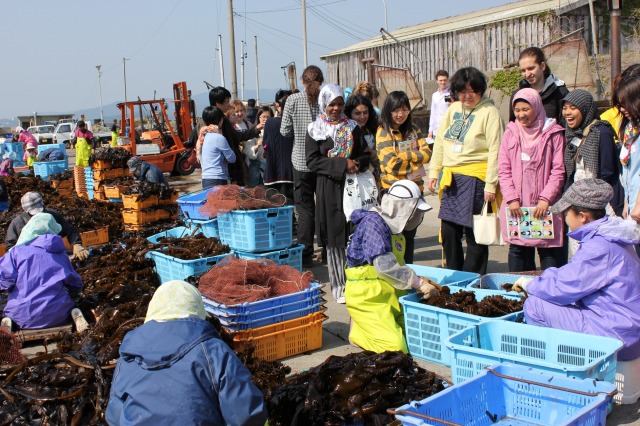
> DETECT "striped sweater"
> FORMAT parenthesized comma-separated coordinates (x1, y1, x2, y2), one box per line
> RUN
(376, 123, 431, 191)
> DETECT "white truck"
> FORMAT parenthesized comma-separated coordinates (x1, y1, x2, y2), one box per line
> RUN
(53, 122, 112, 148)
(27, 125, 55, 144)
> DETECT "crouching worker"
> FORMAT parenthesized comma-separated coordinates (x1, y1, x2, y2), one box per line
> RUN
(127, 156, 169, 188)
(345, 180, 440, 353)
(106, 280, 268, 426)
(0, 213, 87, 332)
(513, 178, 640, 360)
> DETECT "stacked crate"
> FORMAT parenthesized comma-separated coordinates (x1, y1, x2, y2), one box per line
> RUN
(121, 190, 179, 231)
(91, 160, 130, 201)
(51, 176, 74, 198)
(74, 166, 91, 199)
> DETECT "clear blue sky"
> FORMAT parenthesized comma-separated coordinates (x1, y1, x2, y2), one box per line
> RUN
(1, 0, 514, 118)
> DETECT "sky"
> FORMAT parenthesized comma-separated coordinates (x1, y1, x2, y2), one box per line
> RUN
(1, 0, 515, 119)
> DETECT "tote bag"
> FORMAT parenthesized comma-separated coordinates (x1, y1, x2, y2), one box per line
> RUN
(343, 171, 379, 221)
(473, 201, 504, 246)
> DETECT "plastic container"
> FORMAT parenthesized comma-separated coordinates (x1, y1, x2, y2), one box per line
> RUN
(122, 208, 173, 225)
(233, 244, 304, 271)
(217, 206, 294, 252)
(211, 302, 325, 332)
(51, 178, 73, 189)
(232, 312, 324, 361)
(103, 185, 128, 199)
(467, 273, 531, 290)
(93, 168, 129, 181)
(447, 320, 623, 385)
(615, 357, 640, 404)
(177, 190, 211, 220)
(200, 281, 323, 316)
(122, 194, 159, 210)
(184, 218, 219, 238)
(79, 226, 109, 247)
(393, 363, 617, 426)
(205, 294, 324, 323)
(399, 289, 523, 366)
(33, 160, 68, 179)
(14, 166, 30, 175)
(407, 265, 480, 287)
(38, 143, 67, 155)
(3, 142, 24, 160)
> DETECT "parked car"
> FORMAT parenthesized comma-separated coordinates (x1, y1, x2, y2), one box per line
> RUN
(27, 125, 55, 144)
(53, 122, 111, 148)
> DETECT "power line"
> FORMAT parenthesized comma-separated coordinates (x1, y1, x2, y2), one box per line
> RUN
(295, 0, 370, 42)
(242, 0, 345, 14)
(308, 0, 377, 38)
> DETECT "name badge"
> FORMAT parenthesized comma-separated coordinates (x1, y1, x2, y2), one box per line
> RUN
(569, 137, 581, 147)
(521, 153, 531, 162)
(452, 143, 463, 153)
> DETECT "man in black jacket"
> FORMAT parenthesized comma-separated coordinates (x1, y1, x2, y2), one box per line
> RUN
(208, 87, 264, 186)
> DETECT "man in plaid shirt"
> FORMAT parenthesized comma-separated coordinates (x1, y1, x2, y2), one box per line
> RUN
(280, 66, 323, 267)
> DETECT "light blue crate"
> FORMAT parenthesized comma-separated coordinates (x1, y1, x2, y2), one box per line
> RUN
(146, 226, 199, 243)
(3, 142, 24, 160)
(210, 299, 324, 331)
(38, 143, 67, 155)
(177, 189, 211, 220)
(394, 363, 617, 426)
(467, 273, 531, 290)
(217, 206, 294, 252)
(233, 244, 303, 271)
(184, 218, 219, 239)
(201, 281, 323, 316)
(400, 288, 524, 367)
(407, 265, 480, 287)
(33, 160, 68, 179)
(447, 321, 623, 385)
(204, 294, 323, 322)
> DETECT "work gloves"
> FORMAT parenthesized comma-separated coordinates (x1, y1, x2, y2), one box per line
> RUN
(72, 244, 90, 261)
(512, 277, 533, 293)
(414, 276, 442, 301)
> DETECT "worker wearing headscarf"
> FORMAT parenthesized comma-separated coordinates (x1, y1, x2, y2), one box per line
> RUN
(345, 180, 440, 353)
(106, 280, 267, 426)
(0, 213, 83, 330)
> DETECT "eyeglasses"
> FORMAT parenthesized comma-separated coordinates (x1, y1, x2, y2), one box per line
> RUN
(458, 90, 480, 96)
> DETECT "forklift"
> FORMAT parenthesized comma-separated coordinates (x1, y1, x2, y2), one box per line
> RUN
(116, 82, 197, 175)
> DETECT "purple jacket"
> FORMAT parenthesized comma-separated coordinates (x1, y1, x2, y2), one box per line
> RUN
(0, 234, 82, 329)
(498, 119, 566, 247)
(525, 216, 640, 359)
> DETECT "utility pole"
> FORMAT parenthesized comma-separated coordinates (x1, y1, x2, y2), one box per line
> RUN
(381, 0, 388, 30)
(122, 58, 130, 104)
(228, 0, 238, 98)
(254, 36, 260, 105)
(302, 0, 308, 68)
(240, 40, 247, 100)
(96, 65, 104, 125)
(608, 0, 622, 97)
(218, 35, 225, 88)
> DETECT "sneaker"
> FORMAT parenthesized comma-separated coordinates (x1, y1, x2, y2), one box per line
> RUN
(336, 296, 346, 304)
(71, 308, 89, 333)
(1, 317, 12, 331)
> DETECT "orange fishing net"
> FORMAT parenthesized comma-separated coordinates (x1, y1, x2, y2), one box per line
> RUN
(198, 185, 286, 218)
(198, 255, 314, 305)
(0, 327, 26, 365)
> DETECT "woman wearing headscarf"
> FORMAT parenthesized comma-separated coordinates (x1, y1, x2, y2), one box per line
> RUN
(0, 213, 84, 331)
(106, 280, 267, 426)
(498, 88, 565, 272)
(305, 84, 370, 303)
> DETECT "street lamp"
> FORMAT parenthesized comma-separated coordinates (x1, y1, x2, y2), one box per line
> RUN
(96, 65, 104, 125)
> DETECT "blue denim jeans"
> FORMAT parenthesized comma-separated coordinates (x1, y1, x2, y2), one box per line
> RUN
(202, 178, 228, 190)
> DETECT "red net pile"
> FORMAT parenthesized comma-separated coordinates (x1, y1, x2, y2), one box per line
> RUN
(198, 256, 314, 305)
(0, 327, 26, 365)
(198, 185, 287, 218)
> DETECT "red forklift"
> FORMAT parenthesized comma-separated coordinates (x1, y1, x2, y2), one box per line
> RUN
(116, 82, 197, 175)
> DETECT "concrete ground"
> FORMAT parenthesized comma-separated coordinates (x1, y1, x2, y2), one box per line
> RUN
(25, 155, 640, 423)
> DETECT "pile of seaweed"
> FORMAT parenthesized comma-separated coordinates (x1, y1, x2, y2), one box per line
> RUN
(89, 148, 132, 169)
(420, 286, 524, 317)
(49, 170, 74, 181)
(153, 234, 230, 260)
(121, 182, 177, 201)
(267, 351, 446, 425)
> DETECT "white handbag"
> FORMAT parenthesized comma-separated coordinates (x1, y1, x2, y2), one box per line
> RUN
(473, 201, 504, 246)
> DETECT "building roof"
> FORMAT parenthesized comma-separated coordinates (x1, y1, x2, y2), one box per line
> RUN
(321, 0, 590, 58)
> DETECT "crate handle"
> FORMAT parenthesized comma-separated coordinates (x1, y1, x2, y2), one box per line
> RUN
(267, 211, 278, 218)
(485, 367, 618, 398)
(386, 409, 461, 425)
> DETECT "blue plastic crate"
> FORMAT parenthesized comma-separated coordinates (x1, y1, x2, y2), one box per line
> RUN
(394, 363, 617, 426)
(184, 218, 219, 238)
(3, 142, 24, 160)
(233, 244, 303, 271)
(177, 190, 211, 220)
(204, 294, 323, 322)
(33, 160, 68, 179)
(400, 288, 524, 367)
(217, 206, 294, 252)
(408, 265, 480, 287)
(38, 143, 67, 155)
(202, 281, 323, 316)
(467, 273, 532, 290)
(447, 321, 623, 385)
(146, 226, 230, 283)
(211, 300, 324, 331)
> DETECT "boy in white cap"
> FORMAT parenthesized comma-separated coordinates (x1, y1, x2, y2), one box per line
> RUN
(513, 178, 640, 360)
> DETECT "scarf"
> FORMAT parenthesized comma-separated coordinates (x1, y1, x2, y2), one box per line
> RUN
(16, 212, 62, 246)
(145, 280, 207, 323)
(307, 84, 356, 158)
(196, 124, 221, 162)
(512, 88, 546, 149)
(563, 90, 601, 179)
(621, 122, 638, 166)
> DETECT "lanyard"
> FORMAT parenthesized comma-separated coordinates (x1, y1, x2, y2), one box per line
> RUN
(453, 107, 475, 141)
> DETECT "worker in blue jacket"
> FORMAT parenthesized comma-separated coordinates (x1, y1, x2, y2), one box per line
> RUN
(127, 156, 169, 187)
(106, 280, 267, 426)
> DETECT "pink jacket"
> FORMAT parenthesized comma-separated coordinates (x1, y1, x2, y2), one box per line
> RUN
(18, 131, 37, 161)
(498, 120, 566, 247)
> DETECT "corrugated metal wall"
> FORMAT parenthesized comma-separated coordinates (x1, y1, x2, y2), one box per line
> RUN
(324, 4, 634, 90)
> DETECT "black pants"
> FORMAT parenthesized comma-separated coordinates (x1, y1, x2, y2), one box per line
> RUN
(441, 220, 489, 275)
(402, 228, 417, 264)
(508, 245, 558, 272)
(293, 170, 317, 261)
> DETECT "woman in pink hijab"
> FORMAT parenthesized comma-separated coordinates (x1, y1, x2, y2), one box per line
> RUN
(498, 88, 566, 272)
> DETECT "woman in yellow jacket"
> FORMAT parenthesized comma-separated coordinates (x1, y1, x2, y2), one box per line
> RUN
(376, 91, 431, 263)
